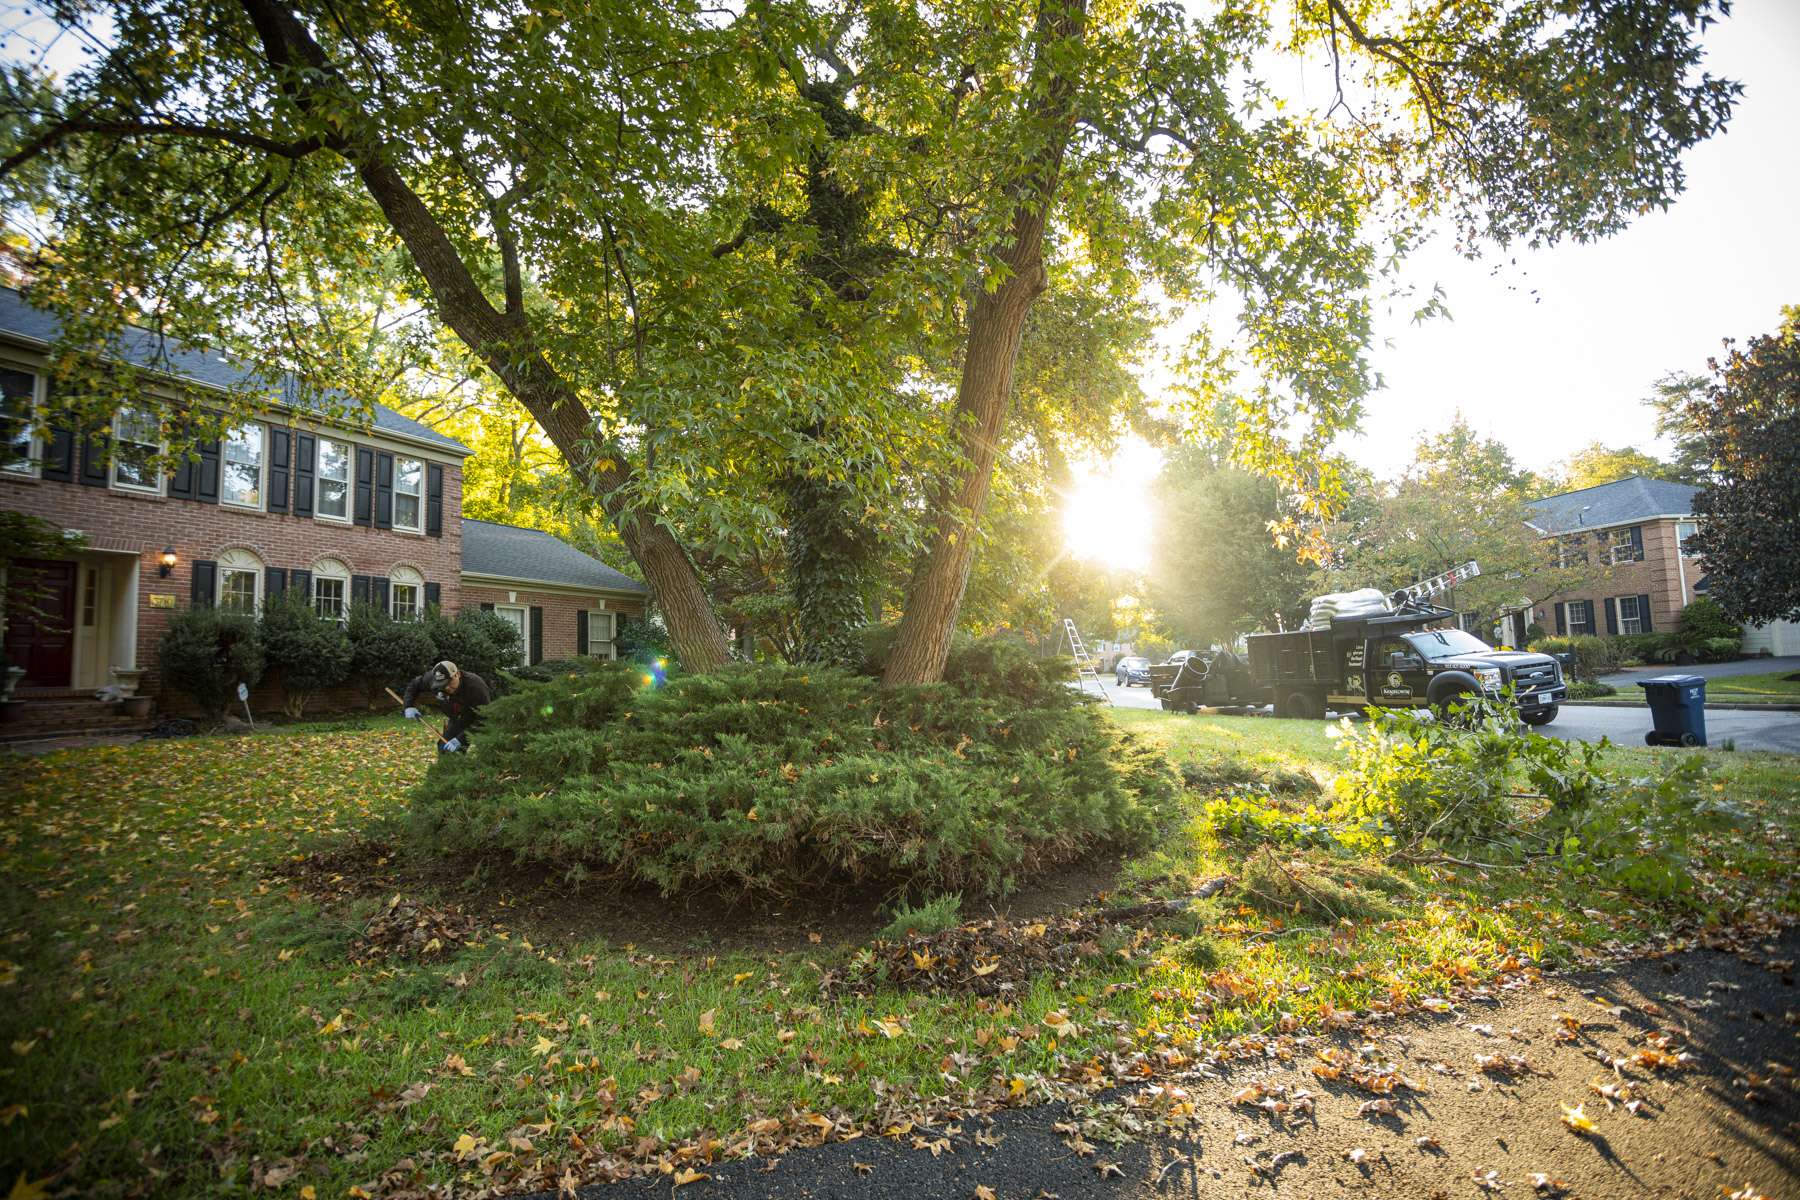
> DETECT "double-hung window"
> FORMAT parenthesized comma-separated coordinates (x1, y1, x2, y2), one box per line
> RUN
(586, 611, 616, 659)
(390, 566, 424, 621)
(1, 368, 38, 476)
(316, 437, 351, 522)
(313, 558, 350, 620)
(393, 456, 423, 532)
(1566, 601, 1593, 636)
(221, 422, 265, 508)
(1607, 528, 1637, 565)
(1676, 520, 1698, 556)
(218, 548, 262, 615)
(1618, 595, 1646, 635)
(112, 405, 163, 493)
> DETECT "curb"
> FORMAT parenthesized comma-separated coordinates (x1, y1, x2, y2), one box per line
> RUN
(1562, 700, 1800, 712)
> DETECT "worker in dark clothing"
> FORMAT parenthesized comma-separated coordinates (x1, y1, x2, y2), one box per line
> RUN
(402, 660, 491, 753)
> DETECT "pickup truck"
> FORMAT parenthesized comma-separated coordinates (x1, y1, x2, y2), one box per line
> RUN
(1151, 602, 1566, 724)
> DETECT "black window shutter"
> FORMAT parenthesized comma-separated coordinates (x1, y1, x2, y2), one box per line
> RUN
(354, 447, 374, 526)
(480, 602, 494, 613)
(1629, 526, 1644, 561)
(1638, 594, 1653, 632)
(423, 581, 440, 611)
(1604, 597, 1619, 635)
(1554, 603, 1566, 635)
(266, 566, 287, 599)
(1582, 600, 1596, 632)
(267, 427, 291, 513)
(293, 434, 315, 517)
(576, 610, 589, 656)
(529, 605, 544, 665)
(290, 568, 312, 603)
(168, 451, 195, 500)
(197, 439, 221, 502)
(191, 560, 216, 607)
(41, 426, 74, 481)
(351, 574, 372, 607)
(426, 463, 444, 537)
(372, 577, 391, 614)
(78, 428, 109, 486)
(374, 452, 394, 529)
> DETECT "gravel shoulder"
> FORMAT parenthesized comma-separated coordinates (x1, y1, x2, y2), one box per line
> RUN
(556, 929, 1799, 1200)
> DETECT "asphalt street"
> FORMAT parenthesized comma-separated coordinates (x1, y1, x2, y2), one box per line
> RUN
(1090, 680, 1800, 753)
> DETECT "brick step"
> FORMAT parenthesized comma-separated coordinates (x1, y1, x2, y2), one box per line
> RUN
(7, 702, 132, 719)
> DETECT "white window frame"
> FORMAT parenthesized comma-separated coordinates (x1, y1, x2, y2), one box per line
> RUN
(1556, 536, 1587, 570)
(1, 366, 41, 478)
(586, 610, 616, 659)
(494, 603, 529, 665)
(1566, 601, 1593, 636)
(111, 404, 166, 495)
(1676, 520, 1698, 557)
(314, 436, 352, 524)
(390, 566, 425, 621)
(392, 455, 424, 533)
(1607, 528, 1637, 566)
(217, 548, 263, 616)
(312, 557, 350, 621)
(1618, 595, 1645, 636)
(219, 421, 266, 510)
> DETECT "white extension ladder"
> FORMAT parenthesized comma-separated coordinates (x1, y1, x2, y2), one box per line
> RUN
(1061, 617, 1111, 700)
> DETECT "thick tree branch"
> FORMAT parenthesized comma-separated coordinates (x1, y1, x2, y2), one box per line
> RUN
(0, 116, 335, 179)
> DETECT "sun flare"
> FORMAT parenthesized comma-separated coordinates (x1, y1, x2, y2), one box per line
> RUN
(1061, 450, 1158, 572)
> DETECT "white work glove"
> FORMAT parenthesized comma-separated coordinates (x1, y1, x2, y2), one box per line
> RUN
(441, 737, 462, 753)
(403, 707, 421, 720)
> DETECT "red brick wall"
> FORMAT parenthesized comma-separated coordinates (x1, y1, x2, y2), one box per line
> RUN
(459, 583, 646, 663)
(1, 457, 462, 707)
(1533, 518, 1700, 636)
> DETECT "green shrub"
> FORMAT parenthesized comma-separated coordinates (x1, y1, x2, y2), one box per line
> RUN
(1678, 596, 1740, 642)
(347, 603, 437, 707)
(158, 606, 264, 718)
(425, 608, 523, 692)
(506, 657, 614, 685)
(1565, 680, 1616, 700)
(1699, 636, 1742, 662)
(1532, 634, 1616, 680)
(1329, 699, 1521, 852)
(879, 894, 963, 940)
(258, 588, 352, 717)
(407, 643, 1180, 897)
(613, 615, 673, 668)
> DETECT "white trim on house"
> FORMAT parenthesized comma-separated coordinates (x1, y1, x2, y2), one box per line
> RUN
(1, 364, 43, 478)
(1524, 512, 1695, 538)
(492, 603, 529, 665)
(312, 434, 354, 524)
(459, 571, 644, 602)
(109, 404, 167, 496)
(391, 454, 424, 534)
(219, 419, 267, 511)
(585, 609, 617, 659)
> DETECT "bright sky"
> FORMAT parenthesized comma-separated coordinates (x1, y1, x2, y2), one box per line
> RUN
(1342, 0, 1800, 479)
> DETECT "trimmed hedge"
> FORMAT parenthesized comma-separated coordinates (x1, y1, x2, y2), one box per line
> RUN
(408, 642, 1179, 897)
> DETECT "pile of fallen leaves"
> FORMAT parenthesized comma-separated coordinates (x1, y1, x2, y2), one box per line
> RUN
(350, 893, 480, 962)
(273, 839, 402, 902)
(822, 914, 1123, 997)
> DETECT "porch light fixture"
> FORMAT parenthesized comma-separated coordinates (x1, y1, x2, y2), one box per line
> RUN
(159, 545, 177, 578)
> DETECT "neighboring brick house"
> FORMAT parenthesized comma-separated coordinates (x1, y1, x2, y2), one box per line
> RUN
(0, 288, 645, 717)
(1522, 476, 1703, 641)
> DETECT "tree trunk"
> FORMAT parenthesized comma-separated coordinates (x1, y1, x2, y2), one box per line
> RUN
(239, 0, 730, 671)
(883, 0, 1088, 686)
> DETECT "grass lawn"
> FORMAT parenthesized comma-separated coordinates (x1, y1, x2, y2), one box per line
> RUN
(3, 711, 1796, 1197)
(1700, 669, 1800, 703)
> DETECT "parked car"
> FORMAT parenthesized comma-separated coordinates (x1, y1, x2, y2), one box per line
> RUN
(1114, 655, 1151, 687)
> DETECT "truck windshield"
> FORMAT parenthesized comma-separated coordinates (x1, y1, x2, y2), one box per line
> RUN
(1406, 629, 1494, 660)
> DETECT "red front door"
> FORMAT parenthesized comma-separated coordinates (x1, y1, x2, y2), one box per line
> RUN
(4, 558, 77, 687)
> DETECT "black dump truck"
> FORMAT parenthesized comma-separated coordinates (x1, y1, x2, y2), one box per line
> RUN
(1149, 599, 1567, 724)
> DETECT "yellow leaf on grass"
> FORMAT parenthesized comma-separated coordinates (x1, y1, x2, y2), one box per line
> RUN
(973, 961, 1000, 977)
(532, 1036, 555, 1057)
(877, 1018, 905, 1039)
(720, 1038, 745, 1051)
(8, 1175, 52, 1200)
(699, 1009, 717, 1036)
(912, 950, 935, 970)
(301, 1189, 316, 1200)
(0, 1105, 23, 1126)
(453, 1133, 479, 1156)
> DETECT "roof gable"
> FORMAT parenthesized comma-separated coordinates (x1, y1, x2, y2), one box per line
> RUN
(0, 287, 470, 456)
(1526, 475, 1698, 535)
(460, 519, 646, 594)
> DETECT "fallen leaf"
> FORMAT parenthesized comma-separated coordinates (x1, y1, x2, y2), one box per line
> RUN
(974, 1186, 997, 1200)
(1560, 1102, 1598, 1135)
(1345, 1148, 1368, 1164)
(672, 1167, 709, 1187)
(699, 1009, 717, 1037)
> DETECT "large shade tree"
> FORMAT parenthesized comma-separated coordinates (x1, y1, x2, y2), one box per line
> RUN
(0, 0, 1739, 681)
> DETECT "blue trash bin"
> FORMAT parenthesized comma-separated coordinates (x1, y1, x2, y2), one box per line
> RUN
(1637, 674, 1706, 747)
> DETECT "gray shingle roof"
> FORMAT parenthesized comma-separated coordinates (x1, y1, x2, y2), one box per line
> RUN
(1526, 475, 1698, 534)
(461, 519, 646, 594)
(0, 286, 470, 456)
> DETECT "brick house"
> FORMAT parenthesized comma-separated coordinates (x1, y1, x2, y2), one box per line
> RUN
(0, 288, 645, 719)
(1523, 475, 1800, 655)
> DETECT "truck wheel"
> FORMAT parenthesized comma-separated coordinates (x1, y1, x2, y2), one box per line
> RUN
(1281, 690, 1322, 719)
(1520, 705, 1558, 726)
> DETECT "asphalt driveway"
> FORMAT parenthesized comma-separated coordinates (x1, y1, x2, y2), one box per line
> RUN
(1089, 681, 1800, 753)
(1599, 656, 1800, 688)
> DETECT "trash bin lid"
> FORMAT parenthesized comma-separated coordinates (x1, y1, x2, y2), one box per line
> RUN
(1636, 674, 1705, 688)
